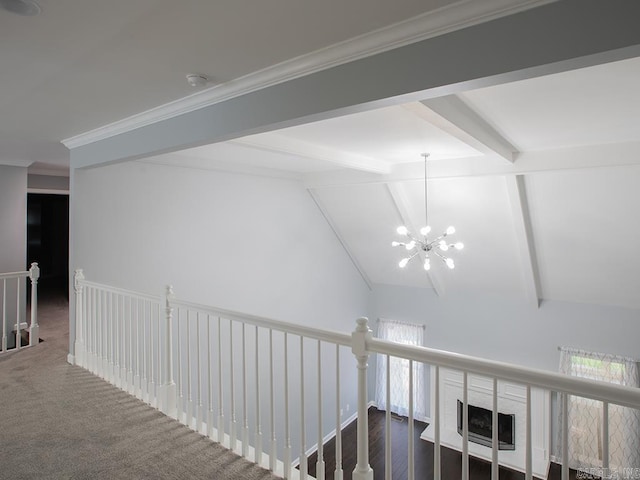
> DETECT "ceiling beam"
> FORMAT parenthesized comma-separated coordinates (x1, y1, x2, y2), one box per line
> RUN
(504, 175, 541, 308)
(307, 189, 373, 290)
(411, 96, 518, 163)
(232, 134, 391, 174)
(385, 182, 445, 296)
(303, 141, 640, 188)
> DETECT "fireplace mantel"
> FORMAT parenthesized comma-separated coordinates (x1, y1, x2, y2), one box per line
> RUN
(420, 367, 551, 479)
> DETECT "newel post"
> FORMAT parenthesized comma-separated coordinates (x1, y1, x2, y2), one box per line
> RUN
(72, 269, 85, 365)
(163, 285, 177, 419)
(351, 317, 374, 480)
(28, 263, 40, 347)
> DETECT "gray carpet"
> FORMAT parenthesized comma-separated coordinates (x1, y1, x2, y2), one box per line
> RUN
(0, 293, 279, 480)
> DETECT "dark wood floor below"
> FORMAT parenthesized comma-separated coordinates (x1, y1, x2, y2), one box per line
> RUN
(303, 407, 578, 480)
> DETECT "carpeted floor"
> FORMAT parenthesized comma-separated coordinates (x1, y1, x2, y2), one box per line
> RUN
(0, 292, 278, 480)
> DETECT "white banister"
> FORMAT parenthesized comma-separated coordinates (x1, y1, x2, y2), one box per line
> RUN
(434, 365, 441, 480)
(316, 339, 324, 480)
(351, 317, 373, 480)
(334, 344, 343, 480)
(408, 359, 415, 480)
(255, 325, 263, 465)
(69, 274, 640, 480)
(242, 323, 249, 458)
(462, 371, 469, 480)
(2, 279, 6, 352)
(299, 336, 307, 480)
(525, 384, 532, 480)
(491, 377, 498, 480)
(73, 269, 84, 363)
(164, 285, 176, 418)
(602, 401, 609, 471)
(28, 262, 39, 347)
(384, 354, 391, 480)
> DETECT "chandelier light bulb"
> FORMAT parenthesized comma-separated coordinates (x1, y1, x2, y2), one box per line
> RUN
(446, 226, 456, 235)
(420, 226, 431, 236)
(446, 258, 455, 269)
(424, 259, 431, 271)
(391, 241, 401, 247)
(399, 258, 410, 268)
(439, 240, 449, 251)
(397, 226, 409, 235)
(405, 241, 416, 250)
(454, 242, 464, 250)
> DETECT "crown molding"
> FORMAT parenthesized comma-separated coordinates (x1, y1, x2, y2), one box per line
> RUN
(0, 159, 33, 168)
(62, 0, 555, 150)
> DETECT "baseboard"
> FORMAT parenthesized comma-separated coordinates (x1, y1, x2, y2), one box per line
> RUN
(67, 353, 75, 365)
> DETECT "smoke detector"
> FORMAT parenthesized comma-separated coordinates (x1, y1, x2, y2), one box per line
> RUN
(0, 0, 41, 16)
(186, 74, 210, 88)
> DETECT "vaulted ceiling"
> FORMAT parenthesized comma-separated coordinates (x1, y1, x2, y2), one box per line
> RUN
(3, 1, 640, 309)
(150, 55, 640, 309)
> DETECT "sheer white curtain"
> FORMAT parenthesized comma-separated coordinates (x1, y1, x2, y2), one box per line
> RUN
(557, 347, 640, 471)
(375, 318, 427, 421)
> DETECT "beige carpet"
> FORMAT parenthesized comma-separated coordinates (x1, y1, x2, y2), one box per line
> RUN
(0, 292, 278, 480)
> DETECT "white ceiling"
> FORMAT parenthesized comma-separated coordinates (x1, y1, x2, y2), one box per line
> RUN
(4, 1, 640, 309)
(156, 55, 640, 309)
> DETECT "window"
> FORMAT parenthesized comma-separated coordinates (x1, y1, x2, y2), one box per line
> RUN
(558, 348, 640, 471)
(375, 319, 427, 421)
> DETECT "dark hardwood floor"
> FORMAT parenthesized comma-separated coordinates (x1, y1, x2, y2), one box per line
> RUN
(302, 407, 578, 480)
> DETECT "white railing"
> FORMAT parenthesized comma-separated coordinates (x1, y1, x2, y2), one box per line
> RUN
(71, 270, 640, 480)
(0, 262, 39, 353)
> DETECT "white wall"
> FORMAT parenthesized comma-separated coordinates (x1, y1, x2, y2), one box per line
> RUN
(0, 165, 27, 340)
(370, 283, 640, 371)
(0, 165, 27, 274)
(72, 160, 370, 461)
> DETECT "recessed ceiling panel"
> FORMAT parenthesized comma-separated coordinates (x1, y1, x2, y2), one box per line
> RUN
(525, 166, 640, 309)
(268, 104, 483, 164)
(460, 56, 640, 152)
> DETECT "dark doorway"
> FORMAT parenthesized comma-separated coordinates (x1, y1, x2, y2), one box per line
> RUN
(27, 194, 69, 300)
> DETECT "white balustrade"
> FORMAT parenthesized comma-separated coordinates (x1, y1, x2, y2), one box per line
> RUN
(1, 263, 39, 354)
(71, 273, 640, 480)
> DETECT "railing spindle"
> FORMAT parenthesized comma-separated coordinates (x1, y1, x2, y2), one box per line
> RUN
(207, 314, 214, 438)
(462, 371, 469, 480)
(269, 328, 277, 472)
(2, 279, 7, 352)
(176, 307, 183, 421)
(561, 393, 569, 480)
(316, 339, 324, 480)
(602, 401, 609, 471)
(335, 345, 343, 480)
(196, 312, 202, 433)
(385, 355, 391, 480)
(525, 385, 532, 480)
(299, 335, 307, 480)
(255, 325, 263, 465)
(408, 359, 415, 480)
(230, 318, 237, 452)
(434, 365, 441, 480)
(284, 332, 291, 479)
(186, 310, 192, 426)
(15, 278, 20, 350)
(492, 377, 499, 480)
(242, 322, 249, 458)
(217, 316, 225, 443)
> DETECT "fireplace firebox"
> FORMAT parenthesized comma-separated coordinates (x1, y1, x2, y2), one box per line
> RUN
(457, 400, 515, 450)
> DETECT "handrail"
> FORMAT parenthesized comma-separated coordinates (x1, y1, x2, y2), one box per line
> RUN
(0, 271, 30, 280)
(368, 337, 640, 410)
(79, 279, 162, 303)
(171, 298, 352, 347)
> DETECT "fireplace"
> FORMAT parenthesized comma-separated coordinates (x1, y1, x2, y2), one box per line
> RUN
(457, 400, 515, 450)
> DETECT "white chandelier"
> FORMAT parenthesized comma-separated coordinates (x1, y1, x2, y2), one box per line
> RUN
(392, 153, 463, 271)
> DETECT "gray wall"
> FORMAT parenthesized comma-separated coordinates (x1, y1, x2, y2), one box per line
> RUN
(28, 174, 69, 191)
(0, 165, 27, 339)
